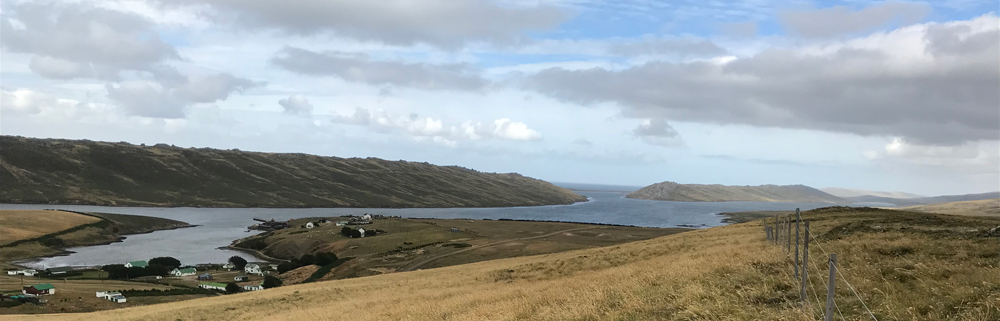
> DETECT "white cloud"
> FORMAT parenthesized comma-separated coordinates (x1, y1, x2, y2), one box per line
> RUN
(331, 107, 541, 144)
(277, 95, 313, 116)
(779, 2, 932, 38)
(632, 118, 682, 147)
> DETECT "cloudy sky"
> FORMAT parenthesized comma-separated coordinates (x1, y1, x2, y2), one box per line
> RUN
(1, 0, 997, 196)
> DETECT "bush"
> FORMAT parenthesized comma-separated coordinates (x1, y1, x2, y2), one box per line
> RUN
(225, 282, 241, 293)
(277, 262, 296, 274)
(315, 253, 338, 266)
(340, 226, 354, 237)
(262, 275, 283, 289)
(149, 257, 181, 268)
(228, 256, 248, 270)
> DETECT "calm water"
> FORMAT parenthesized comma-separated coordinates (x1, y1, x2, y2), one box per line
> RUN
(2, 191, 847, 268)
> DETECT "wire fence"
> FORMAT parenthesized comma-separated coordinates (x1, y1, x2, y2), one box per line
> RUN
(763, 209, 879, 321)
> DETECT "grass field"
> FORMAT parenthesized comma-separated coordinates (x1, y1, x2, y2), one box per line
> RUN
(13, 207, 995, 320)
(233, 217, 687, 281)
(0, 211, 101, 245)
(892, 198, 1000, 217)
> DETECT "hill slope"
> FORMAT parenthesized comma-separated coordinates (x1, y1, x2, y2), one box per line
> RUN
(11, 207, 998, 321)
(0, 136, 586, 208)
(893, 198, 1000, 217)
(626, 181, 846, 203)
(846, 192, 1000, 206)
(820, 187, 923, 199)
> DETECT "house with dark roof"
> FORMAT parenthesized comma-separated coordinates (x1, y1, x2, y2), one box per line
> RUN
(46, 266, 75, 275)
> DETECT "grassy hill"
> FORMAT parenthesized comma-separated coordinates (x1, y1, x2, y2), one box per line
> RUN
(626, 181, 846, 203)
(846, 192, 1000, 206)
(893, 199, 1000, 217)
(0, 210, 190, 261)
(820, 187, 923, 199)
(0, 136, 586, 208)
(13, 207, 997, 321)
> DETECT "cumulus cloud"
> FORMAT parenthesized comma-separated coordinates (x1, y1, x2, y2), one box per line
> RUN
(106, 73, 261, 118)
(271, 47, 488, 91)
(632, 118, 682, 147)
(278, 95, 314, 116)
(527, 15, 1000, 146)
(868, 138, 999, 175)
(331, 108, 541, 144)
(779, 2, 931, 38)
(163, 0, 567, 48)
(1, 2, 180, 80)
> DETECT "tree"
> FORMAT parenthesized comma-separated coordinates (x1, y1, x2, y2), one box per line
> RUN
(298, 254, 315, 266)
(225, 282, 241, 293)
(315, 253, 338, 266)
(262, 276, 283, 289)
(149, 257, 181, 268)
(277, 262, 295, 274)
(228, 256, 248, 269)
(341, 226, 354, 237)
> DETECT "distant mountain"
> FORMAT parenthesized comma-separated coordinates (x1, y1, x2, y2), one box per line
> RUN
(0, 136, 587, 208)
(820, 187, 923, 199)
(625, 181, 846, 203)
(849, 192, 1000, 207)
(894, 199, 999, 217)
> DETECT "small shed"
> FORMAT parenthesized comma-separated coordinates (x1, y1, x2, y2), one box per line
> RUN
(20, 269, 37, 276)
(304, 222, 316, 229)
(125, 260, 148, 268)
(361, 214, 372, 221)
(358, 228, 366, 238)
(234, 275, 249, 282)
(102, 292, 122, 299)
(222, 263, 236, 270)
(22, 283, 55, 295)
(6, 270, 18, 275)
(197, 273, 213, 280)
(110, 295, 127, 303)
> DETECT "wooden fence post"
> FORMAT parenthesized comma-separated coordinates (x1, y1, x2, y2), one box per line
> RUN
(795, 208, 801, 279)
(801, 220, 809, 309)
(826, 253, 837, 321)
(786, 214, 792, 252)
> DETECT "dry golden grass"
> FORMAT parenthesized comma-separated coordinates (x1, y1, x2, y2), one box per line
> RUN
(0, 210, 101, 245)
(0, 275, 207, 314)
(6, 207, 998, 321)
(892, 198, 1000, 217)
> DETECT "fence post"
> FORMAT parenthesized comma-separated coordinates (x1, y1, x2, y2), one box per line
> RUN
(774, 215, 780, 244)
(795, 208, 801, 279)
(786, 214, 792, 252)
(826, 253, 837, 321)
(801, 220, 809, 309)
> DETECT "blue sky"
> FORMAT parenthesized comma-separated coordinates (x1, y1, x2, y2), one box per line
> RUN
(1, 0, 997, 196)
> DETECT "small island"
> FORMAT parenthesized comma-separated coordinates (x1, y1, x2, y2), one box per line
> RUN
(626, 181, 846, 203)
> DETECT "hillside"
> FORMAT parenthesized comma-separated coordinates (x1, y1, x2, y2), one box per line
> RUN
(626, 181, 845, 203)
(0, 136, 586, 208)
(820, 187, 923, 199)
(10, 207, 997, 321)
(0, 210, 190, 261)
(846, 191, 1000, 206)
(893, 198, 1000, 217)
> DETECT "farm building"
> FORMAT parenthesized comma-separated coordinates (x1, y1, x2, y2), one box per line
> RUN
(199, 282, 228, 291)
(358, 228, 366, 237)
(170, 267, 197, 276)
(234, 275, 249, 282)
(46, 266, 74, 275)
(222, 263, 236, 270)
(243, 284, 264, 291)
(6, 270, 17, 275)
(197, 273, 213, 280)
(98, 291, 122, 299)
(125, 260, 148, 268)
(336, 221, 348, 226)
(109, 295, 127, 303)
(361, 214, 372, 221)
(22, 283, 55, 295)
(21, 269, 36, 276)
(304, 221, 316, 229)
(245, 264, 264, 276)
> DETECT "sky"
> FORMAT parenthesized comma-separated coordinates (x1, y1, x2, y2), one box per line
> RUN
(1, 0, 997, 196)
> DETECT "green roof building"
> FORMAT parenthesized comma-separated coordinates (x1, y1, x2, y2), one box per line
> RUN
(125, 260, 148, 268)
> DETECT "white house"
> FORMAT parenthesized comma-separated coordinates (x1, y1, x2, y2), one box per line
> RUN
(20, 269, 37, 276)
(304, 222, 315, 229)
(199, 282, 227, 291)
(245, 263, 263, 276)
(361, 214, 372, 221)
(170, 267, 197, 277)
(357, 228, 365, 238)
(222, 263, 235, 270)
(243, 284, 264, 291)
(6, 270, 17, 275)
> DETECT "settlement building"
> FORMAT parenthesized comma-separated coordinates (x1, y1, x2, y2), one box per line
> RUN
(245, 264, 264, 276)
(46, 267, 74, 275)
(124, 260, 148, 268)
(197, 273, 213, 280)
(170, 267, 197, 277)
(22, 283, 55, 295)
(234, 275, 249, 282)
(199, 282, 228, 291)
(243, 284, 264, 291)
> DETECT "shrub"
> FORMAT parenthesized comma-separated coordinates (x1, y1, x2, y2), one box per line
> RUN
(262, 275, 283, 289)
(149, 257, 181, 269)
(315, 253, 338, 266)
(225, 282, 241, 293)
(228, 256, 248, 270)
